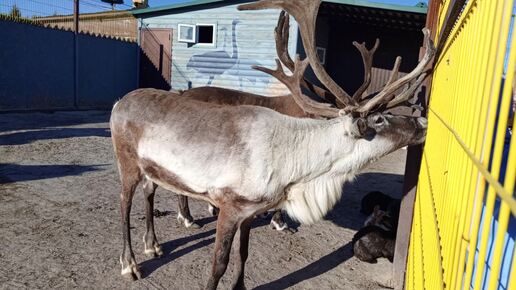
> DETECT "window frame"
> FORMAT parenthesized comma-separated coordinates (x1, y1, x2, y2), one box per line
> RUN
(177, 24, 196, 43)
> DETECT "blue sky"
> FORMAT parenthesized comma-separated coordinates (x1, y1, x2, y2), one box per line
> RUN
(124, 0, 428, 7)
(0, 0, 428, 17)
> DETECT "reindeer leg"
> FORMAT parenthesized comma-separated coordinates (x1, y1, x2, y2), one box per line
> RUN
(206, 208, 240, 290)
(231, 217, 253, 290)
(207, 75, 215, 86)
(119, 167, 142, 280)
(142, 178, 163, 257)
(176, 195, 201, 229)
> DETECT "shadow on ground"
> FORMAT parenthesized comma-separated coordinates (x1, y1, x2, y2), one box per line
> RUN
(254, 241, 354, 290)
(0, 111, 110, 133)
(0, 163, 107, 184)
(0, 128, 111, 145)
(139, 217, 270, 278)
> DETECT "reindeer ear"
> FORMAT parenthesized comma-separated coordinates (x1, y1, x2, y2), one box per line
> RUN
(349, 117, 369, 138)
(357, 118, 368, 136)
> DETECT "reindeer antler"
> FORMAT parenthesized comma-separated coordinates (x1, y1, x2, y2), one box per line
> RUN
(386, 56, 402, 87)
(239, 0, 357, 108)
(274, 11, 334, 101)
(253, 58, 340, 118)
(274, 11, 295, 72)
(240, 0, 435, 117)
(356, 28, 435, 114)
(352, 39, 380, 101)
(276, 10, 383, 107)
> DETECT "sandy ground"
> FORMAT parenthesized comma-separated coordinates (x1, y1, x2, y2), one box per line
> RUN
(0, 111, 407, 290)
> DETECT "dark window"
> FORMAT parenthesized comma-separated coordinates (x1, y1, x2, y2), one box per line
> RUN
(197, 25, 214, 44)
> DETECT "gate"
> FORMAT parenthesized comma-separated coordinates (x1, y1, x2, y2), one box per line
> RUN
(405, 0, 516, 289)
(139, 27, 172, 90)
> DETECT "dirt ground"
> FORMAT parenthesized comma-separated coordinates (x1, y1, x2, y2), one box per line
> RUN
(0, 111, 408, 290)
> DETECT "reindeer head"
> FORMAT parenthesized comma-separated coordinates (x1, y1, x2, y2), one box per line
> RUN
(239, 0, 435, 147)
(361, 113, 428, 146)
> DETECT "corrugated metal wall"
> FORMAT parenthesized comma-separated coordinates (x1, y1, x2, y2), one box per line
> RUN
(139, 3, 297, 96)
(405, 0, 516, 289)
(0, 20, 138, 111)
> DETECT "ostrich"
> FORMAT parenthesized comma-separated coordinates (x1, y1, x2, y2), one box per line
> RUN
(186, 19, 241, 86)
(226, 58, 271, 91)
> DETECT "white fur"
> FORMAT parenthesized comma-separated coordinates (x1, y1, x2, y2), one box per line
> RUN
(282, 174, 352, 224)
(120, 256, 137, 275)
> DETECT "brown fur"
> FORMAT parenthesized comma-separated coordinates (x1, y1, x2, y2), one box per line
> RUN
(140, 158, 201, 195)
(182, 86, 309, 118)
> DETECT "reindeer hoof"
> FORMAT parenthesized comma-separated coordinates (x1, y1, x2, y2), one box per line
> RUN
(187, 221, 201, 229)
(144, 244, 163, 258)
(177, 213, 201, 229)
(120, 256, 142, 280)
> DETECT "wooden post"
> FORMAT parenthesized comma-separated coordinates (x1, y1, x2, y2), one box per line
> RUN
(393, 145, 423, 290)
(392, 1, 441, 289)
(73, 0, 79, 109)
(74, 0, 79, 34)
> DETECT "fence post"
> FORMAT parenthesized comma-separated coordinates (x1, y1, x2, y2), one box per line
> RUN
(136, 21, 141, 90)
(392, 1, 441, 288)
(73, 0, 79, 109)
(393, 145, 423, 290)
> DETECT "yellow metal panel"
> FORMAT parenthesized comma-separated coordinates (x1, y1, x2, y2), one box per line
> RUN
(486, 25, 516, 289)
(406, 0, 516, 289)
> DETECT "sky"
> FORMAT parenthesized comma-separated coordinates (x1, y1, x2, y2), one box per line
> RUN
(123, 0, 428, 8)
(0, 0, 428, 18)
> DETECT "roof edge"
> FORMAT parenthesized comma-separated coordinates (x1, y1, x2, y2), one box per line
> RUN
(130, 0, 225, 16)
(130, 0, 428, 17)
(325, 0, 427, 14)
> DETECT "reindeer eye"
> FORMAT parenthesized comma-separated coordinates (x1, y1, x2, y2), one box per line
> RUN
(374, 116, 384, 124)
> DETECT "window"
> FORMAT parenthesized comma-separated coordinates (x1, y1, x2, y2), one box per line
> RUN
(178, 24, 196, 43)
(178, 23, 217, 46)
(196, 24, 217, 46)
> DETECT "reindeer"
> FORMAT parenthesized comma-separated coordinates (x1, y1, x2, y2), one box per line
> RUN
(110, 0, 435, 288)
